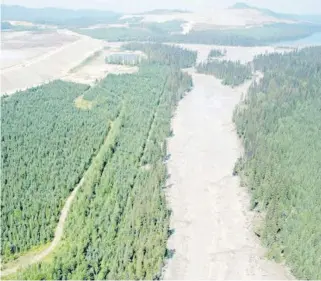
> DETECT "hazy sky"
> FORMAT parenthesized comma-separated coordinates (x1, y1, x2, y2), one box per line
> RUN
(3, 0, 321, 14)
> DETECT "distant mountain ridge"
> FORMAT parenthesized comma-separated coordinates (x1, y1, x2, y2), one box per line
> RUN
(230, 2, 321, 24)
(139, 9, 190, 15)
(1, 4, 120, 27)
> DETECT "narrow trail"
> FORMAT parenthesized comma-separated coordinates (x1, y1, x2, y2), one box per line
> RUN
(1, 121, 115, 277)
(0, 178, 84, 277)
(163, 68, 292, 280)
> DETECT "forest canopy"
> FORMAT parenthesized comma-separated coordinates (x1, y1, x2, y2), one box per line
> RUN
(233, 46, 321, 280)
(197, 59, 252, 86)
(2, 44, 196, 280)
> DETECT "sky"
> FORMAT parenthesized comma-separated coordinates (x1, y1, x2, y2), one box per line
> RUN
(2, 0, 321, 14)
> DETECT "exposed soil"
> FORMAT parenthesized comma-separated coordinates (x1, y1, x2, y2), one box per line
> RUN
(1, 30, 104, 95)
(163, 46, 294, 279)
(62, 47, 141, 85)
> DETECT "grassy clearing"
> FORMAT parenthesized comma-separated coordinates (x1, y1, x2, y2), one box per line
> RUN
(74, 95, 94, 110)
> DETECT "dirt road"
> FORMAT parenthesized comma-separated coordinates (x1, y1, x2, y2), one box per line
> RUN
(163, 69, 292, 280)
(1, 120, 118, 277)
(1, 178, 84, 277)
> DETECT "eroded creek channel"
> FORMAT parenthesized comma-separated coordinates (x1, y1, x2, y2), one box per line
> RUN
(163, 68, 292, 280)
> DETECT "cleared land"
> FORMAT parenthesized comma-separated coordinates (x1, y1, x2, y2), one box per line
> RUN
(63, 47, 143, 85)
(1, 30, 78, 69)
(1, 30, 105, 95)
(121, 8, 295, 34)
(163, 47, 293, 279)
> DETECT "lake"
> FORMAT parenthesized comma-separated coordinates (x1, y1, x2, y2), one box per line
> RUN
(274, 32, 321, 47)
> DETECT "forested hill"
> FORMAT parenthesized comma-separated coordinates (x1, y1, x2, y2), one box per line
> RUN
(233, 47, 321, 279)
(3, 44, 196, 280)
(77, 22, 321, 46)
(1, 5, 120, 27)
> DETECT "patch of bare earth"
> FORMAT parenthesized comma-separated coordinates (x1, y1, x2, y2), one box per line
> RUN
(63, 45, 143, 85)
(121, 8, 296, 34)
(1, 30, 105, 95)
(163, 46, 294, 279)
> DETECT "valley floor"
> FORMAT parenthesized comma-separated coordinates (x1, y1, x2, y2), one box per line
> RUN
(163, 68, 292, 280)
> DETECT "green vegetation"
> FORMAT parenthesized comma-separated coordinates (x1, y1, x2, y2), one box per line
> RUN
(1, 21, 14, 30)
(1, 81, 121, 262)
(170, 23, 321, 45)
(106, 42, 197, 68)
(4, 44, 196, 279)
(233, 47, 321, 279)
(77, 26, 163, 41)
(76, 20, 185, 42)
(1, 21, 41, 31)
(197, 59, 252, 86)
(105, 53, 141, 65)
(208, 49, 226, 58)
(123, 43, 197, 68)
(1, 5, 120, 27)
(77, 22, 321, 46)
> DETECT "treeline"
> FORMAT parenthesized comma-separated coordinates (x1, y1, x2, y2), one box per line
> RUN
(105, 53, 141, 65)
(123, 43, 197, 68)
(170, 23, 321, 45)
(76, 22, 321, 46)
(1, 81, 123, 261)
(197, 59, 252, 86)
(6, 44, 195, 279)
(2, 5, 120, 28)
(233, 47, 321, 279)
(1, 21, 40, 31)
(208, 49, 226, 58)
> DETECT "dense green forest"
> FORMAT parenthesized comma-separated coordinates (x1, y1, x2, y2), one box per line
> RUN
(208, 49, 226, 58)
(233, 47, 321, 279)
(105, 53, 142, 65)
(4, 44, 195, 279)
(105, 43, 197, 67)
(76, 22, 321, 46)
(197, 59, 252, 86)
(123, 43, 197, 68)
(171, 23, 321, 45)
(1, 82, 121, 261)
